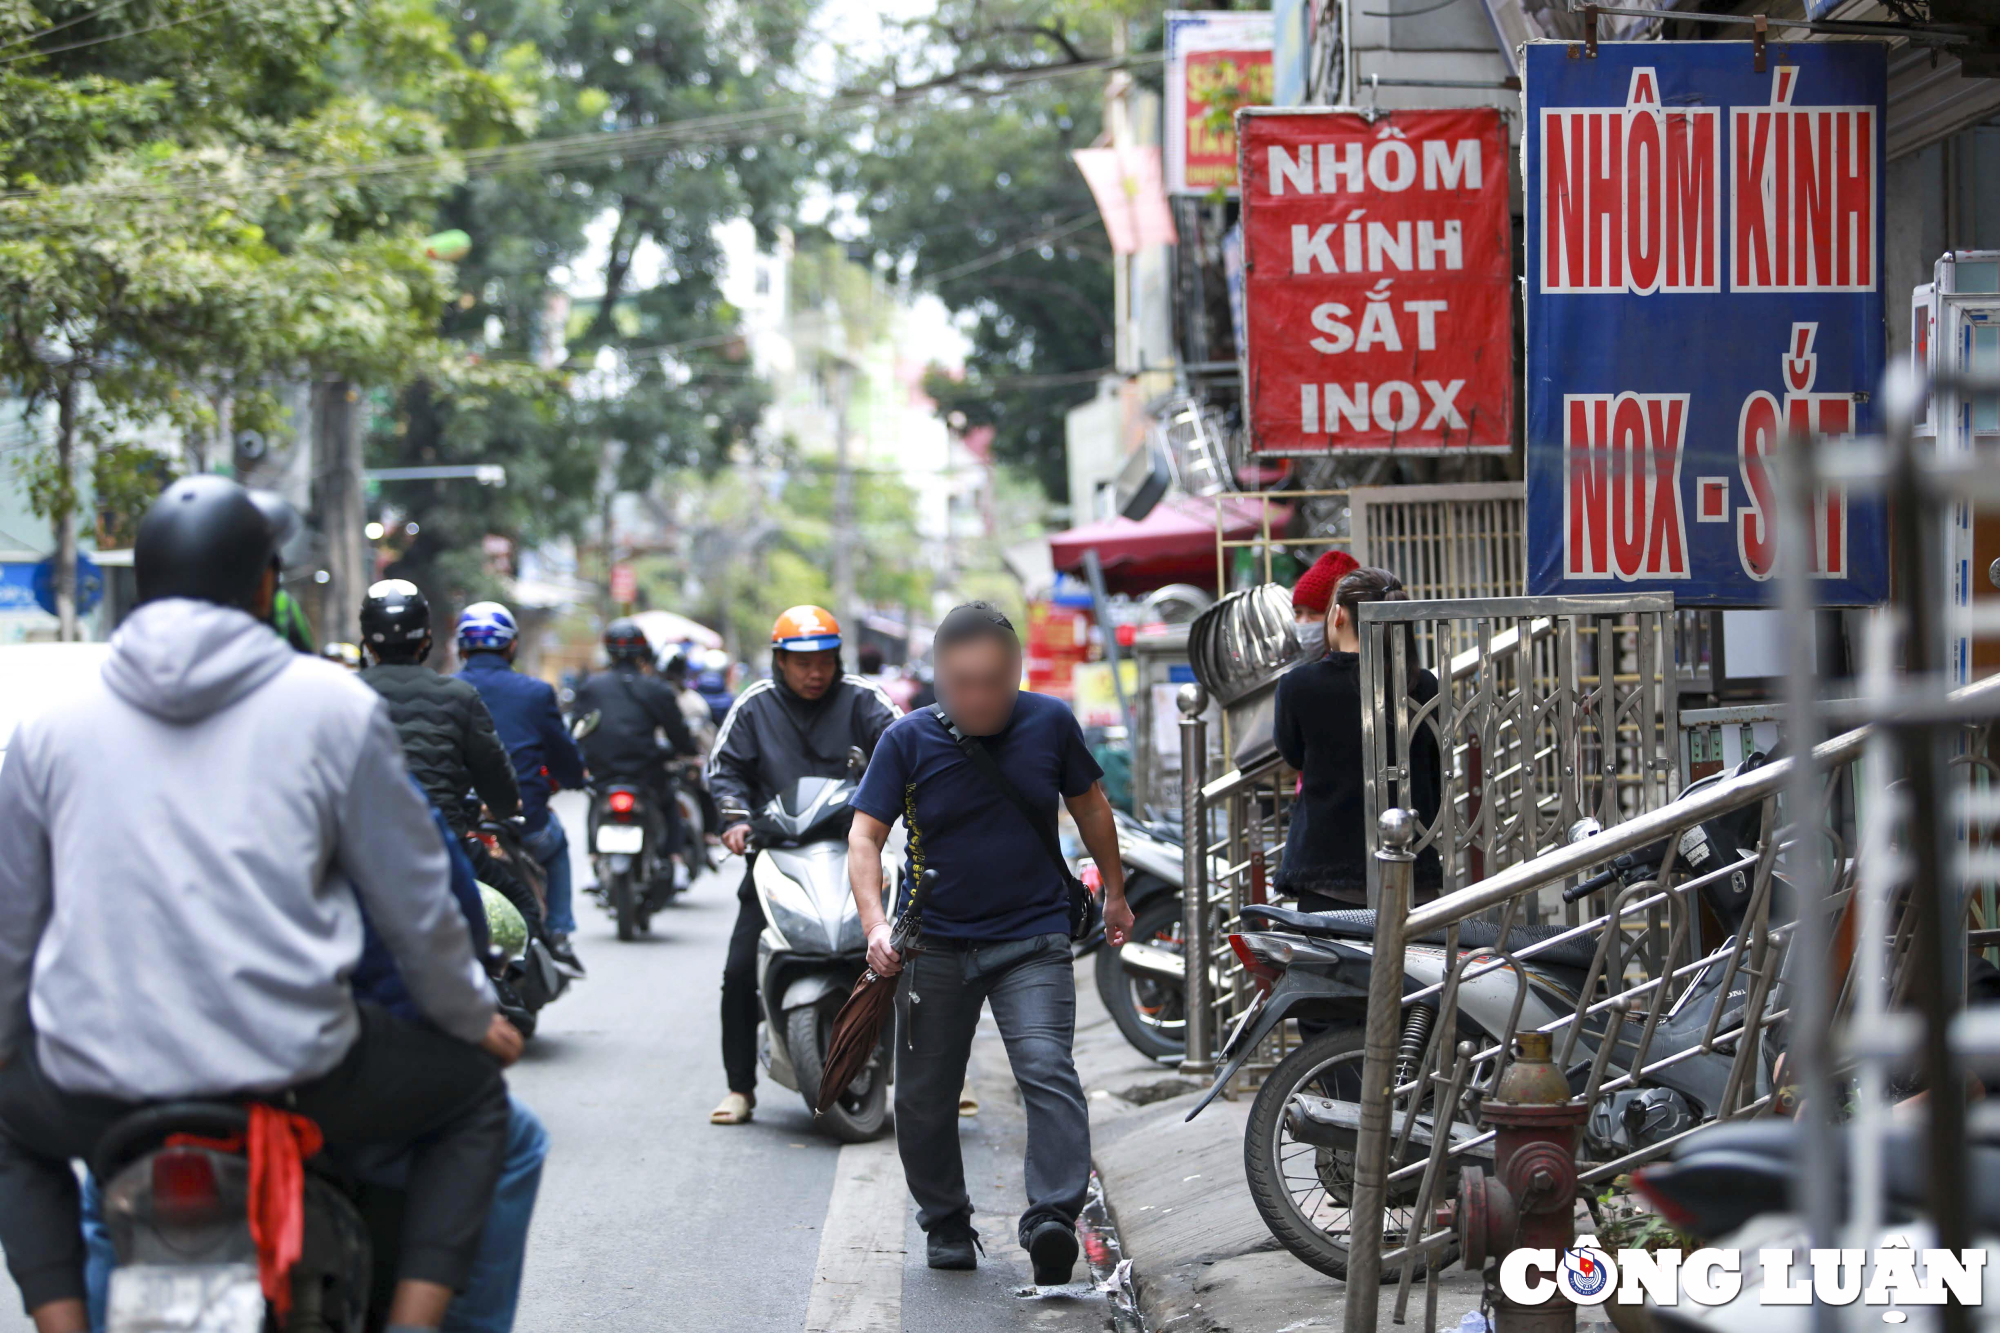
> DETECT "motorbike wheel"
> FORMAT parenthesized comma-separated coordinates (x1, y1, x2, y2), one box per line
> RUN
(282, 1175, 371, 1333)
(788, 1004, 891, 1143)
(1093, 894, 1186, 1061)
(609, 873, 637, 942)
(1242, 1025, 1461, 1282)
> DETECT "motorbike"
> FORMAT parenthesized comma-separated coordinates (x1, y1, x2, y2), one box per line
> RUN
(585, 780, 677, 941)
(471, 809, 570, 1035)
(747, 753, 900, 1142)
(1083, 808, 1193, 1062)
(1184, 756, 1786, 1281)
(96, 1103, 371, 1333)
(670, 755, 715, 876)
(1629, 1117, 2000, 1333)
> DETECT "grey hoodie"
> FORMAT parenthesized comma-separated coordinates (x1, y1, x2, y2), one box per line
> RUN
(0, 599, 495, 1099)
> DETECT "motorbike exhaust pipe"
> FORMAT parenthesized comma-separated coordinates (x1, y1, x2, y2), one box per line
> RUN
(1117, 941, 1187, 983)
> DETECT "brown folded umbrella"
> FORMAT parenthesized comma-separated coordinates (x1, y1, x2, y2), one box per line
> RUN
(815, 869, 935, 1117)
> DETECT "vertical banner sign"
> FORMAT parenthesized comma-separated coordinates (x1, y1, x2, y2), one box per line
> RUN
(1165, 11, 1274, 195)
(1525, 42, 1889, 604)
(1238, 107, 1514, 456)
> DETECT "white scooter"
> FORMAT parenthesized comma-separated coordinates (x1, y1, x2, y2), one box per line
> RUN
(744, 751, 902, 1141)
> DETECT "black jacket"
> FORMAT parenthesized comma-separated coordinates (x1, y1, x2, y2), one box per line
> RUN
(359, 663, 521, 835)
(706, 673, 899, 820)
(1272, 651, 1442, 904)
(572, 663, 696, 783)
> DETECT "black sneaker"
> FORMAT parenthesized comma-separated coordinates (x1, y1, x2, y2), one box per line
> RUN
(926, 1217, 982, 1271)
(547, 935, 585, 977)
(1025, 1218, 1078, 1287)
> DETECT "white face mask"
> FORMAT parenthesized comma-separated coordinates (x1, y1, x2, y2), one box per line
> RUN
(1294, 615, 1327, 652)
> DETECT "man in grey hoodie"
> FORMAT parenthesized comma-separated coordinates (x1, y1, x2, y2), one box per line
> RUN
(0, 476, 518, 1333)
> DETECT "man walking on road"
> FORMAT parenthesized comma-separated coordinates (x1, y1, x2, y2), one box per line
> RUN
(846, 602, 1133, 1285)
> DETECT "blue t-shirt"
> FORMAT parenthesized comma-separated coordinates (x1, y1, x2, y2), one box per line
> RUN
(852, 691, 1104, 942)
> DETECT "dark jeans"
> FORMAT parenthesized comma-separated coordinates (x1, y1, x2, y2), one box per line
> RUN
(894, 933, 1090, 1245)
(721, 865, 767, 1095)
(0, 1004, 509, 1312)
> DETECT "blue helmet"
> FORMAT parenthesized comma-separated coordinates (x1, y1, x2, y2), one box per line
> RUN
(457, 601, 518, 653)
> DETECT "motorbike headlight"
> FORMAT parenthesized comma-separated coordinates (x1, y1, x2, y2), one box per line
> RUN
(757, 861, 830, 952)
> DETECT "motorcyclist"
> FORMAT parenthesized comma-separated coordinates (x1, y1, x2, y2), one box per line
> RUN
(663, 651, 722, 847)
(246, 488, 317, 654)
(456, 601, 590, 976)
(0, 476, 516, 1333)
(571, 619, 699, 879)
(357, 580, 545, 944)
(704, 606, 898, 1126)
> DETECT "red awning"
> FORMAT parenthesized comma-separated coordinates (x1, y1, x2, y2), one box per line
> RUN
(1049, 497, 1287, 594)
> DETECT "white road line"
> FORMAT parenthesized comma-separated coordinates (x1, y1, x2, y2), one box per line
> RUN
(803, 1134, 906, 1333)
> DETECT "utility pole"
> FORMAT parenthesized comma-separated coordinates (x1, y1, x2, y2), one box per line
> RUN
(830, 360, 858, 668)
(311, 377, 366, 643)
(53, 376, 77, 642)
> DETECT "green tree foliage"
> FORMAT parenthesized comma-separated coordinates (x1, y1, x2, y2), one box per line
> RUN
(844, 0, 1120, 500)
(372, 0, 813, 616)
(0, 0, 537, 624)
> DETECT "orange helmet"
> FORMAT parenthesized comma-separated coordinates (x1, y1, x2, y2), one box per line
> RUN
(771, 605, 841, 654)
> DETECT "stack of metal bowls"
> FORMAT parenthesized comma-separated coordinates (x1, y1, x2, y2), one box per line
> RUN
(1187, 583, 1319, 771)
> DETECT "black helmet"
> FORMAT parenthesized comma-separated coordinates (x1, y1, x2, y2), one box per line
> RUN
(662, 651, 689, 680)
(246, 490, 302, 565)
(360, 579, 431, 657)
(604, 617, 651, 663)
(134, 476, 276, 611)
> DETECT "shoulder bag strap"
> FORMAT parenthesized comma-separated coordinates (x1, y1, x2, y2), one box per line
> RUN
(929, 705, 1078, 890)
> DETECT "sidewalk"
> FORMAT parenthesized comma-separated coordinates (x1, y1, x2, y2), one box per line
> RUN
(1073, 960, 1486, 1333)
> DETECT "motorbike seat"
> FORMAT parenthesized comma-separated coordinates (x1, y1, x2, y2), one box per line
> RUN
(1238, 904, 1602, 970)
(92, 1101, 250, 1181)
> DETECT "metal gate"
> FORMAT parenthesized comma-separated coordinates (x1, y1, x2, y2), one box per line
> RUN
(1356, 594, 1681, 907)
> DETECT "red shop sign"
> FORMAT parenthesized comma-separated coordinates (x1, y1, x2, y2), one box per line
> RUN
(1237, 107, 1514, 456)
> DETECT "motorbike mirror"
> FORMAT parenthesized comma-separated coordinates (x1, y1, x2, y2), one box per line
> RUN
(571, 709, 601, 740)
(846, 745, 867, 777)
(1566, 817, 1603, 845)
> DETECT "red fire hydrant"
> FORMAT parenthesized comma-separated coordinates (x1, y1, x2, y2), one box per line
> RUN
(1456, 1030, 1589, 1333)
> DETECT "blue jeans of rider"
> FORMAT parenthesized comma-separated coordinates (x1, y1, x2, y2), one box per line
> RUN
(79, 1099, 550, 1333)
(522, 816, 576, 937)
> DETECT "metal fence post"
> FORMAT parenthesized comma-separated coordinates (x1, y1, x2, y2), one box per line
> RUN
(1344, 807, 1414, 1333)
(1178, 682, 1214, 1076)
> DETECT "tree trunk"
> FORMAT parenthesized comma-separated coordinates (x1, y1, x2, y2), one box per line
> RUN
(311, 377, 367, 643)
(54, 376, 77, 642)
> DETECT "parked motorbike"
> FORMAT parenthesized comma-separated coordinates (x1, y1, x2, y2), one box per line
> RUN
(1184, 758, 1784, 1280)
(748, 752, 900, 1141)
(1086, 808, 1192, 1061)
(96, 1103, 371, 1333)
(1630, 1118, 2000, 1333)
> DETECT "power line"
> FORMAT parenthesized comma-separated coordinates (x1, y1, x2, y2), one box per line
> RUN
(922, 211, 1100, 284)
(0, 0, 236, 65)
(0, 50, 1165, 208)
(0, 0, 149, 53)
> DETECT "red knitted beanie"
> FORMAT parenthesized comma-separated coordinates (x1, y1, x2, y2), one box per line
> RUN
(1290, 550, 1360, 615)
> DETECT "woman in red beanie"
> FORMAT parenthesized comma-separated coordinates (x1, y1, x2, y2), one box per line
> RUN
(1290, 550, 1359, 657)
(1274, 565, 1442, 909)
